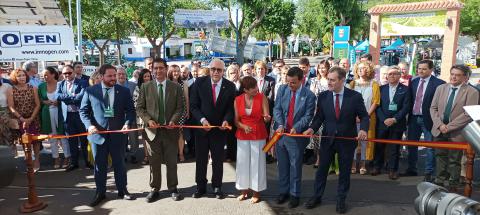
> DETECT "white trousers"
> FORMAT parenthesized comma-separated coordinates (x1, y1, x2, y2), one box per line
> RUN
(236, 139, 267, 192)
(49, 107, 70, 158)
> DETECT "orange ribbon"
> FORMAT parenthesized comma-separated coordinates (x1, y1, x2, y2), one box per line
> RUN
(262, 132, 469, 153)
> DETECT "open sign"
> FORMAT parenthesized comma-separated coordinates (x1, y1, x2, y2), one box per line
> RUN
(0, 32, 61, 48)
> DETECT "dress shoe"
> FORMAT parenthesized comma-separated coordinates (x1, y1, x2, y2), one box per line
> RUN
(276, 193, 289, 204)
(266, 155, 275, 164)
(65, 164, 79, 172)
(388, 171, 399, 180)
(89, 192, 106, 207)
(371, 168, 380, 176)
(85, 163, 94, 170)
(424, 174, 434, 182)
(336, 199, 346, 214)
(130, 156, 138, 164)
(213, 187, 224, 199)
(192, 189, 206, 198)
(304, 197, 321, 209)
(146, 190, 160, 203)
(399, 171, 418, 177)
(171, 189, 183, 201)
(288, 197, 300, 208)
(118, 190, 136, 200)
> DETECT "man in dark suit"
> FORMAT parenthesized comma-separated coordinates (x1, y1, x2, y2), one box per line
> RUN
(273, 67, 315, 208)
(303, 67, 369, 213)
(190, 58, 236, 199)
(136, 58, 185, 202)
(79, 64, 136, 207)
(56, 65, 91, 171)
(372, 66, 411, 180)
(73, 61, 90, 82)
(402, 60, 445, 182)
(298, 57, 312, 89)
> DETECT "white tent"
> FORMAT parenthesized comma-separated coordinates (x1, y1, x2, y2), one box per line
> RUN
(0, 0, 67, 25)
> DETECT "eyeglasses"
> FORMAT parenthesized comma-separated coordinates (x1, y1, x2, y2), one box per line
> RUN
(63, 72, 72, 75)
(153, 66, 166, 71)
(210, 67, 224, 73)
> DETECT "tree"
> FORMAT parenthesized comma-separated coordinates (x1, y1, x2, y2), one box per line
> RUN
(212, 0, 269, 64)
(120, 0, 208, 58)
(253, 0, 295, 59)
(296, 0, 331, 54)
(460, 0, 480, 58)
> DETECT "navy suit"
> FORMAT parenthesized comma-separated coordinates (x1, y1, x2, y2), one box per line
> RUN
(273, 85, 315, 197)
(56, 78, 88, 166)
(309, 87, 369, 201)
(1, 78, 11, 85)
(374, 83, 411, 172)
(406, 76, 445, 174)
(79, 84, 135, 194)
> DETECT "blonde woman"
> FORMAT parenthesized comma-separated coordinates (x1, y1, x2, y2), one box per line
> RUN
(348, 61, 380, 175)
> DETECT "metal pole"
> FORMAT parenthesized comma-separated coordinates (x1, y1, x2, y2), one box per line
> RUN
(162, 7, 166, 59)
(76, 0, 83, 62)
(235, 8, 239, 63)
(68, 0, 73, 27)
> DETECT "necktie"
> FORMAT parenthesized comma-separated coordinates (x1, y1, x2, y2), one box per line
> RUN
(158, 84, 165, 124)
(286, 90, 296, 131)
(212, 83, 217, 106)
(413, 79, 426, 115)
(335, 94, 340, 120)
(443, 88, 457, 124)
(103, 88, 110, 108)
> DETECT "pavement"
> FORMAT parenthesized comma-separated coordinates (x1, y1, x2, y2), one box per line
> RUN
(1, 144, 479, 215)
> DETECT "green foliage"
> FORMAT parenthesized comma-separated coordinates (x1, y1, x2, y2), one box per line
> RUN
(460, 0, 480, 40)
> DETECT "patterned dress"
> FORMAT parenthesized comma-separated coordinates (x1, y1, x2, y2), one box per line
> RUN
(178, 80, 188, 126)
(306, 78, 328, 150)
(13, 84, 40, 136)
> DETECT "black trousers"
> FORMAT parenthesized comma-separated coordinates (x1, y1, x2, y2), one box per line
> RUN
(373, 129, 403, 172)
(226, 126, 237, 161)
(65, 112, 88, 166)
(195, 129, 226, 190)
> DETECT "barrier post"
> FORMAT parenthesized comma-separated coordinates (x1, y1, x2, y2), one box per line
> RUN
(464, 145, 475, 197)
(19, 134, 47, 213)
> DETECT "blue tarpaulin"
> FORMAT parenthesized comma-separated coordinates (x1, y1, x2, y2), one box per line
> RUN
(355, 40, 369, 53)
(382, 39, 404, 52)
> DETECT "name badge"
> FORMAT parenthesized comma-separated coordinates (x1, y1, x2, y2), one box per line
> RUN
(388, 103, 398, 111)
(104, 107, 114, 118)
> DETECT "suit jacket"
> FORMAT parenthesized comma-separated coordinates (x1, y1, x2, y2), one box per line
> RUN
(190, 76, 236, 129)
(56, 78, 88, 121)
(310, 87, 369, 146)
(119, 81, 136, 96)
(430, 83, 479, 141)
(376, 83, 411, 131)
(259, 75, 275, 112)
(408, 76, 445, 131)
(1, 78, 11, 85)
(79, 84, 136, 145)
(79, 74, 90, 82)
(273, 85, 316, 144)
(136, 80, 184, 141)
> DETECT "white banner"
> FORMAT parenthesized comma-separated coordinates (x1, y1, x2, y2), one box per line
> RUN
(82, 66, 96, 76)
(0, 25, 75, 62)
(174, 9, 229, 29)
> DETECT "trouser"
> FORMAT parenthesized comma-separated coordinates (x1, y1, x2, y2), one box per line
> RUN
(226, 126, 237, 161)
(126, 124, 139, 157)
(236, 140, 266, 192)
(195, 129, 226, 190)
(406, 115, 434, 174)
(374, 129, 403, 172)
(65, 112, 88, 166)
(276, 136, 307, 197)
(146, 129, 179, 191)
(434, 134, 463, 186)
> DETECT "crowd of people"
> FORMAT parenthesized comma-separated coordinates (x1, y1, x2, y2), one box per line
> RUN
(0, 54, 478, 213)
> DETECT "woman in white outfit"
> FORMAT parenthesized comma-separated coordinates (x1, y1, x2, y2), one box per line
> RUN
(234, 76, 271, 203)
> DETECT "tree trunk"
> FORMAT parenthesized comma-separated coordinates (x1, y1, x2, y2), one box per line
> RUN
(268, 38, 273, 62)
(114, 18, 122, 65)
(99, 50, 105, 65)
(279, 36, 285, 59)
(237, 42, 246, 65)
(476, 34, 480, 64)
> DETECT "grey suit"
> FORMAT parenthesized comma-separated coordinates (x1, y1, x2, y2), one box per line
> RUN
(136, 79, 184, 191)
(120, 80, 139, 158)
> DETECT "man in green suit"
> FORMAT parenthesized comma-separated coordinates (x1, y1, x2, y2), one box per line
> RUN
(136, 58, 184, 202)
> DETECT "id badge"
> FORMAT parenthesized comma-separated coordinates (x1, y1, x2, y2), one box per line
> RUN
(104, 107, 114, 118)
(388, 103, 397, 111)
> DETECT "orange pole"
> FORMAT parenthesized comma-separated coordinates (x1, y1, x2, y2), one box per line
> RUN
(464, 146, 475, 197)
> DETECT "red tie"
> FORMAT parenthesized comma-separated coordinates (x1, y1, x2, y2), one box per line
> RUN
(212, 83, 217, 106)
(335, 94, 340, 120)
(286, 90, 296, 131)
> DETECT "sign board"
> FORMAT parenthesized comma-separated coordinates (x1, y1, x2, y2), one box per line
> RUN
(0, 25, 75, 62)
(333, 42, 349, 59)
(381, 11, 446, 36)
(187, 31, 201, 39)
(174, 10, 229, 29)
(333, 26, 350, 42)
(209, 36, 267, 60)
(82, 66, 96, 76)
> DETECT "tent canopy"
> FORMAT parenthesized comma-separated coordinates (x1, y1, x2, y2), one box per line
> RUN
(355, 40, 369, 52)
(383, 39, 404, 51)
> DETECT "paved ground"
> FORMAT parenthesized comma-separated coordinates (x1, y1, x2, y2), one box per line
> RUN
(1, 144, 479, 215)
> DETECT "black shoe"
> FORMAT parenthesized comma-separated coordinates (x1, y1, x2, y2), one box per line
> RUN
(266, 155, 275, 164)
(89, 192, 106, 207)
(399, 171, 418, 177)
(276, 193, 289, 204)
(371, 168, 380, 176)
(130, 156, 138, 164)
(336, 199, 346, 214)
(171, 189, 183, 201)
(192, 189, 206, 198)
(304, 197, 322, 209)
(146, 190, 160, 203)
(118, 190, 136, 200)
(85, 163, 94, 170)
(213, 187, 224, 199)
(65, 164, 79, 172)
(313, 164, 319, 169)
(424, 174, 434, 182)
(288, 197, 300, 208)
